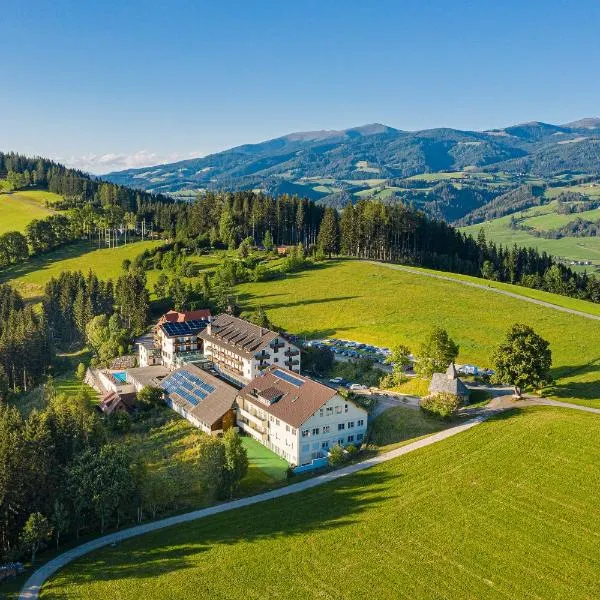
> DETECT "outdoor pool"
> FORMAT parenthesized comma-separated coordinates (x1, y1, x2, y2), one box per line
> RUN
(113, 371, 127, 383)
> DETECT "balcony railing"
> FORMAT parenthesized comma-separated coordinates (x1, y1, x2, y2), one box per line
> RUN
(284, 349, 300, 357)
(255, 351, 271, 360)
(270, 341, 285, 350)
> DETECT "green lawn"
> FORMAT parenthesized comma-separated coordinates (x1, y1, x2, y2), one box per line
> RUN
(0, 191, 57, 234)
(0, 239, 163, 300)
(40, 407, 600, 600)
(369, 405, 451, 450)
(236, 260, 600, 406)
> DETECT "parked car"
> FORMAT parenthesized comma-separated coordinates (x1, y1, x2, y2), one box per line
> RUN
(349, 383, 367, 391)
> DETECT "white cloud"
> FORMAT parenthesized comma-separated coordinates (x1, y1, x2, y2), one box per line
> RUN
(59, 150, 203, 174)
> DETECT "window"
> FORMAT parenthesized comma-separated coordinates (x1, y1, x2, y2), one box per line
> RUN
(323, 425, 330, 434)
(291, 429, 297, 435)
(286, 425, 290, 432)
(338, 423, 345, 431)
(312, 428, 320, 435)
(357, 419, 364, 427)
(321, 441, 329, 449)
(326, 407, 333, 416)
(301, 430, 310, 437)
(345, 404, 349, 413)
(335, 405, 342, 414)
(276, 419, 280, 426)
(347, 435, 354, 443)
(348, 421, 355, 428)
(357, 433, 364, 441)
(274, 358, 279, 363)
(338, 438, 345, 446)
(319, 408, 324, 417)
(270, 416, 274, 422)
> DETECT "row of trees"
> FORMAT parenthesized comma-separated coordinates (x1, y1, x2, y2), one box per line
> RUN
(0, 285, 51, 393)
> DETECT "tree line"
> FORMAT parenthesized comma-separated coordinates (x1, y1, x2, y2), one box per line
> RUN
(0, 391, 248, 563)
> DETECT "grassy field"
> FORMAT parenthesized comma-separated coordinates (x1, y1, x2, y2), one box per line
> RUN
(237, 260, 600, 406)
(461, 189, 600, 267)
(0, 191, 58, 234)
(0, 239, 163, 300)
(40, 407, 600, 600)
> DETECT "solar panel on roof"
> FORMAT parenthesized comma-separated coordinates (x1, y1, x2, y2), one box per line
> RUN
(162, 320, 208, 337)
(272, 369, 304, 387)
(160, 368, 216, 408)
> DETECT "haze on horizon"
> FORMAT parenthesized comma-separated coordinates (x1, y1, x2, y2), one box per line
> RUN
(4, 0, 600, 173)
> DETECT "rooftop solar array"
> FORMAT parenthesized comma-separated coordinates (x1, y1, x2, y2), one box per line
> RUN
(272, 368, 304, 387)
(161, 370, 216, 407)
(162, 320, 208, 337)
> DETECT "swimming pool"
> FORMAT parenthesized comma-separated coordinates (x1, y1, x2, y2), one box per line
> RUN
(113, 371, 127, 384)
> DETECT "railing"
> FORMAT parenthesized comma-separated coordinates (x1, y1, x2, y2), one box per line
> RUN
(238, 406, 267, 428)
(255, 352, 271, 360)
(284, 349, 300, 357)
(270, 341, 285, 350)
(238, 419, 267, 441)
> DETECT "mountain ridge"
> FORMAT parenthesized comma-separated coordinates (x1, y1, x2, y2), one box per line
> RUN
(103, 117, 600, 215)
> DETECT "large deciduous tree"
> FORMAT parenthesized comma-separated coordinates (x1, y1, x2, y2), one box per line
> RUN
(491, 323, 552, 397)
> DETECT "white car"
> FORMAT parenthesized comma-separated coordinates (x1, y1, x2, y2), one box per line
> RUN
(349, 383, 367, 391)
(329, 377, 343, 384)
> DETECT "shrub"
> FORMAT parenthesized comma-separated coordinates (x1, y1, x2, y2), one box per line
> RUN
(345, 444, 359, 459)
(108, 411, 132, 433)
(419, 392, 460, 420)
(328, 444, 345, 467)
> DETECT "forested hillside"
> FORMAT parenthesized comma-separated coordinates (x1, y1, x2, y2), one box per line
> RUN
(103, 118, 600, 222)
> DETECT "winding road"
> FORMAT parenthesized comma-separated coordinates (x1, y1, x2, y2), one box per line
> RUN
(369, 261, 600, 322)
(18, 397, 600, 599)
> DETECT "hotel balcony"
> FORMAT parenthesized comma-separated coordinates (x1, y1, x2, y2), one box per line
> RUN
(284, 349, 300, 357)
(255, 351, 271, 360)
(238, 406, 267, 429)
(285, 359, 300, 367)
(270, 340, 285, 350)
(237, 413, 267, 442)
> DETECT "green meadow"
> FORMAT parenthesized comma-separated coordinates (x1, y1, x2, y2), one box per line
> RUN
(0, 239, 163, 300)
(237, 260, 600, 406)
(40, 407, 600, 600)
(0, 190, 59, 234)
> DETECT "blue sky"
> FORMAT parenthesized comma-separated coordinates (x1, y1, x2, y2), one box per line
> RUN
(4, 0, 600, 172)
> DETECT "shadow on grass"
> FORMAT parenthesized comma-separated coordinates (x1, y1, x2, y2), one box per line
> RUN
(547, 359, 600, 401)
(41, 469, 394, 593)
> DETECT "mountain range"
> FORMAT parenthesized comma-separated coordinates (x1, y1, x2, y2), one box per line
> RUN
(103, 118, 600, 219)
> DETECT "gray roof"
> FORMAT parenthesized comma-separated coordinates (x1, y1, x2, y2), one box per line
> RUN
(199, 314, 284, 359)
(429, 362, 469, 397)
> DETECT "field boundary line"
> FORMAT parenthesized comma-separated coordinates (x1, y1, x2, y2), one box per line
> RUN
(367, 261, 600, 321)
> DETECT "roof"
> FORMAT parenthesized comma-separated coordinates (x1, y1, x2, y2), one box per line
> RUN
(161, 309, 211, 323)
(160, 319, 209, 338)
(237, 366, 350, 428)
(160, 363, 236, 427)
(199, 314, 283, 359)
(429, 362, 469, 397)
(126, 365, 170, 388)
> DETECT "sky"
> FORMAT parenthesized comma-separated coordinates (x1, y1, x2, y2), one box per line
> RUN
(3, 0, 600, 173)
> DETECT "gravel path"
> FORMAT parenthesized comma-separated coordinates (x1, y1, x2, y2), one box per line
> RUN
(369, 261, 600, 321)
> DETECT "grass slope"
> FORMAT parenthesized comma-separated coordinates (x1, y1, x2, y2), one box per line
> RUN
(41, 407, 600, 600)
(0, 191, 58, 234)
(0, 239, 162, 300)
(236, 260, 600, 405)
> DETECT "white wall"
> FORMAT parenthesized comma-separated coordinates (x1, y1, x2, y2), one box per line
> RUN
(298, 395, 368, 465)
(244, 393, 367, 466)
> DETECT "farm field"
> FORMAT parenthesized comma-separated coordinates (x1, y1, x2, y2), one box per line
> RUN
(461, 190, 600, 268)
(0, 190, 58, 234)
(40, 407, 600, 600)
(237, 260, 600, 406)
(0, 239, 163, 300)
